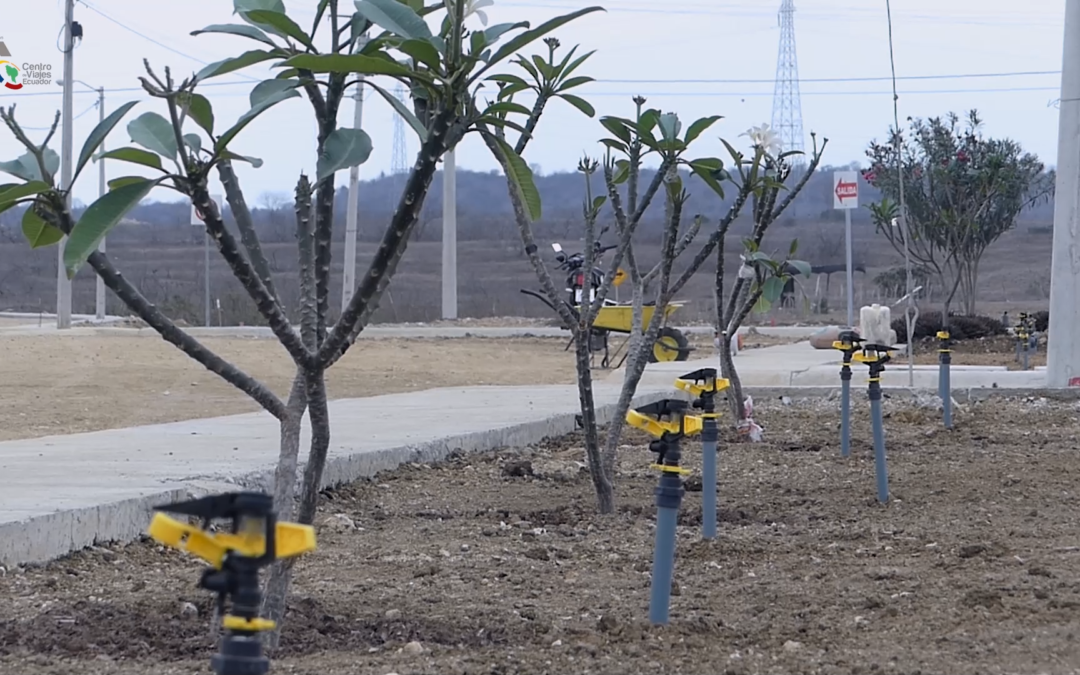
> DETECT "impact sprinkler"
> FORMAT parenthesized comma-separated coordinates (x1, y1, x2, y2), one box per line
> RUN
(674, 368, 730, 540)
(831, 330, 861, 459)
(1015, 313, 1031, 370)
(937, 330, 952, 428)
(147, 492, 316, 675)
(626, 399, 702, 625)
(853, 343, 896, 504)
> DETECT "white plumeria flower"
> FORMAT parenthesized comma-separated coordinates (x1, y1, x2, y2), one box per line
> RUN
(741, 123, 782, 155)
(737, 254, 756, 280)
(463, 0, 493, 26)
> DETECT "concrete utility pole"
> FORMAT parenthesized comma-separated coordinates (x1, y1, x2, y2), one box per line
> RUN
(441, 149, 457, 319)
(1047, 0, 1080, 388)
(94, 86, 106, 321)
(341, 83, 364, 315)
(57, 0, 75, 329)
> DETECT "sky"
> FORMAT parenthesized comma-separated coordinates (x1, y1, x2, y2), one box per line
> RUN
(0, 0, 1067, 206)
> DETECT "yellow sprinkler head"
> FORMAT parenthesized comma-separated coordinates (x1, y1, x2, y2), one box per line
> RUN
(626, 399, 703, 439)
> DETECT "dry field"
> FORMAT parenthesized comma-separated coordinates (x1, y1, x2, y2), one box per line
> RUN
(2, 396, 1080, 674)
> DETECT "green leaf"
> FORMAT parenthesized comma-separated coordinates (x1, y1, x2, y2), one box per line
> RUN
(483, 22, 528, 45)
(65, 178, 163, 277)
(684, 115, 722, 145)
(195, 50, 278, 82)
(282, 53, 413, 77)
(599, 138, 627, 153)
(215, 85, 301, 152)
(658, 113, 681, 143)
(354, 0, 432, 40)
(761, 276, 785, 304)
(600, 116, 632, 145)
(22, 208, 63, 249)
(689, 159, 726, 199)
(559, 49, 595, 80)
(316, 128, 374, 182)
(752, 294, 771, 314)
(364, 80, 427, 141)
(244, 10, 315, 49)
(98, 146, 165, 171)
(592, 195, 606, 211)
(75, 100, 139, 183)
(234, 0, 285, 11)
(182, 94, 215, 136)
(398, 38, 441, 70)
(220, 150, 264, 168)
(788, 238, 798, 257)
(184, 133, 203, 153)
(127, 112, 178, 159)
(513, 55, 540, 80)
(720, 138, 743, 164)
(108, 176, 148, 191)
(249, 78, 302, 107)
(485, 101, 531, 116)
(476, 7, 605, 78)
(559, 93, 594, 118)
(492, 136, 541, 221)
(556, 75, 593, 92)
(0, 180, 49, 204)
(191, 23, 278, 48)
(787, 259, 812, 277)
(612, 159, 630, 185)
(487, 73, 528, 87)
(0, 150, 59, 183)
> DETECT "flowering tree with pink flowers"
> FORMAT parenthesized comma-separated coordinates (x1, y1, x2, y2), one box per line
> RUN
(863, 110, 1052, 317)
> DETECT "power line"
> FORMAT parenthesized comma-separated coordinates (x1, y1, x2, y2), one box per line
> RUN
(603, 70, 1062, 84)
(79, 1, 261, 82)
(23, 100, 99, 130)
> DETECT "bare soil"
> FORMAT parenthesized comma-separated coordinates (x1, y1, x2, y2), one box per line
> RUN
(909, 335, 1047, 370)
(0, 330, 733, 441)
(3, 396, 1079, 675)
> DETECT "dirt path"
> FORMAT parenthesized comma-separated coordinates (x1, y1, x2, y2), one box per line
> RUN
(0, 331, 725, 441)
(2, 397, 1079, 674)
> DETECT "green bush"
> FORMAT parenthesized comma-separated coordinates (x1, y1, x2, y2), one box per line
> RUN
(1032, 310, 1049, 332)
(890, 310, 1007, 343)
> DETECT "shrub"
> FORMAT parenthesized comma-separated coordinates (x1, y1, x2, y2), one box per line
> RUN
(890, 310, 1007, 342)
(1032, 310, 1049, 332)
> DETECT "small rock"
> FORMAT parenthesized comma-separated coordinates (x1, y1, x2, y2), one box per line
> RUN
(520, 607, 538, 621)
(384, 608, 402, 621)
(551, 639, 563, 647)
(597, 614, 618, 632)
(402, 640, 424, 655)
(959, 544, 986, 559)
(179, 602, 199, 619)
(502, 460, 534, 478)
(523, 547, 550, 562)
(671, 581, 681, 596)
(321, 514, 356, 532)
(783, 640, 802, 652)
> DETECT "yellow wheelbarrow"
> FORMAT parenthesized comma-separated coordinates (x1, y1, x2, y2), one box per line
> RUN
(521, 289, 693, 368)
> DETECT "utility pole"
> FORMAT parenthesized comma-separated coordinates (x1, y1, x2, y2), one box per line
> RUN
(1047, 0, 1080, 387)
(57, 0, 75, 329)
(341, 84, 364, 315)
(341, 33, 368, 315)
(94, 86, 106, 321)
(441, 149, 457, 319)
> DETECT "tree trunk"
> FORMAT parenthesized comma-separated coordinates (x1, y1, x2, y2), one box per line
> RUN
(600, 283, 646, 477)
(297, 370, 332, 525)
(718, 332, 747, 421)
(574, 331, 614, 513)
(261, 372, 308, 646)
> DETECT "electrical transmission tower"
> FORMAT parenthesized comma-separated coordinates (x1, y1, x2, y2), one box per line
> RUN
(391, 85, 408, 174)
(771, 0, 805, 163)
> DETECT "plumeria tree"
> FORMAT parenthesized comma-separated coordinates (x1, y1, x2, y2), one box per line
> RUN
(713, 123, 825, 429)
(0, 0, 601, 637)
(864, 110, 1052, 317)
(482, 89, 823, 509)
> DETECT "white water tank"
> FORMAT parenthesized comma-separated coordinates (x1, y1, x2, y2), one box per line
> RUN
(860, 304, 896, 346)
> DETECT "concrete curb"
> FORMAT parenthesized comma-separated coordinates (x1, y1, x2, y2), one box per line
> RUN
(0, 390, 671, 568)
(742, 385, 1080, 403)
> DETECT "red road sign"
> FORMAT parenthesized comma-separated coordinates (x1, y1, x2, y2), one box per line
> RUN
(835, 179, 858, 203)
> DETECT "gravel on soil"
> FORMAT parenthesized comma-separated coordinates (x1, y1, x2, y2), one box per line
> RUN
(2, 396, 1080, 674)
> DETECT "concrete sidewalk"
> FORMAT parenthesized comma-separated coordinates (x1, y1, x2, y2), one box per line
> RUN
(0, 383, 671, 567)
(633, 341, 1050, 389)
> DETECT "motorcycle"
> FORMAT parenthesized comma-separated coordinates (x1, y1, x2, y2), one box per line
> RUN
(520, 242, 691, 368)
